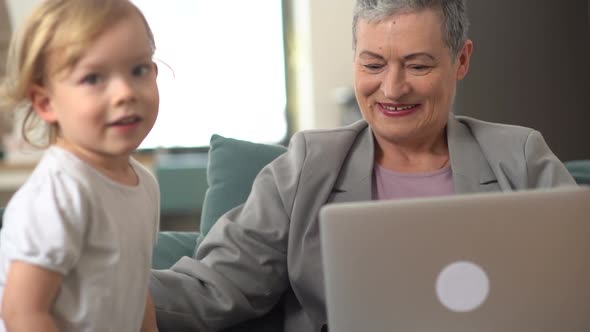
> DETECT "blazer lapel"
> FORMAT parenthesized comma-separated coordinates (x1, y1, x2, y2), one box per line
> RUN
(447, 115, 500, 194)
(329, 115, 501, 201)
(330, 125, 374, 203)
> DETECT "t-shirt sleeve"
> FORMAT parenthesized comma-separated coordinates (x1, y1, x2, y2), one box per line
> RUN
(0, 171, 90, 275)
(136, 161, 160, 246)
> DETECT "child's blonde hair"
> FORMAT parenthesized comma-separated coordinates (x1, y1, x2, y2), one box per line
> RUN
(0, 0, 156, 148)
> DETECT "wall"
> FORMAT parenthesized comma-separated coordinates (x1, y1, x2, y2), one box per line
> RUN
(2, 0, 355, 133)
(456, 0, 590, 161)
(0, 1, 9, 75)
(4, 0, 36, 28)
(3, 0, 590, 160)
(295, 0, 590, 161)
(290, 0, 355, 131)
(0, 0, 12, 142)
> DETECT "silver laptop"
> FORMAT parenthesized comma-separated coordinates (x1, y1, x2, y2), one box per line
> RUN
(320, 186, 590, 332)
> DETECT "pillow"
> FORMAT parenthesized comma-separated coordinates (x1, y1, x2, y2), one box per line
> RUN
(197, 134, 287, 247)
(153, 231, 198, 270)
(564, 159, 590, 185)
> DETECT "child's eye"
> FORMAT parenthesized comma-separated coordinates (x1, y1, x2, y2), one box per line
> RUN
(81, 73, 102, 85)
(132, 64, 151, 77)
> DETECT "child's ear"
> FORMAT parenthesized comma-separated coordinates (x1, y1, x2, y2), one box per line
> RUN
(30, 85, 57, 123)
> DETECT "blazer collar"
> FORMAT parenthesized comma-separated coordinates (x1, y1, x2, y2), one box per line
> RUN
(331, 115, 499, 201)
(447, 114, 498, 193)
(331, 122, 374, 202)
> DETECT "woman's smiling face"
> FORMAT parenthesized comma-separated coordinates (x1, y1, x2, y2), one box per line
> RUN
(354, 8, 472, 148)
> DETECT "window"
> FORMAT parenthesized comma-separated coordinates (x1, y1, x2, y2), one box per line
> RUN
(132, 1, 288, 149)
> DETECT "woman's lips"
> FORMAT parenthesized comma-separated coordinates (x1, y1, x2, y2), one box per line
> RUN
(377, 103, 420, 117)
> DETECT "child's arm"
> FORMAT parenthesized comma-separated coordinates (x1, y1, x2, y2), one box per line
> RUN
(140, 290, 159, 332)
(1, 261, 62, 332)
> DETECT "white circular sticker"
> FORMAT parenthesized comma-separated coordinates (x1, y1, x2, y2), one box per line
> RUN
(436, 261, 490, 312)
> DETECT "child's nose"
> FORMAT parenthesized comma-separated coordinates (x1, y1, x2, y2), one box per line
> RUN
(113, 77, 137, 105)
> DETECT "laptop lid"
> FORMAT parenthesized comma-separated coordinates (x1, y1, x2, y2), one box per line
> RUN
(320, 186, 590, 332)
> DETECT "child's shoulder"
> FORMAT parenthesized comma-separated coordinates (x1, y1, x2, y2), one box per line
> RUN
(8, 147, 94, 210)
(1, 148, 96, 276)
(27, 146, 92, 187)
(130, 157, 158, 188)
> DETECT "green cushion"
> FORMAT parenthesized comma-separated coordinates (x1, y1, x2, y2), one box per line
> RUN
(565, 160, 590, 185)
(198, 134, 287, 247)
(155, 153, 208, 216)
(152, 231, 199, 269)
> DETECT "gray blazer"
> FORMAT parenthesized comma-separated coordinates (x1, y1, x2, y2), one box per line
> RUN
(151, 115, 576, 332)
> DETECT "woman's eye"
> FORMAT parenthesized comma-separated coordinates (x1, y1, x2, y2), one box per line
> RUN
(363, 64, 384, 71)
(132, 64, 151, 77)
(408, 64, 433, 74)
(81, 73, 101, 85)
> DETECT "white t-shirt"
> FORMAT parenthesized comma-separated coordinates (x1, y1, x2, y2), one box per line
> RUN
(0, 146, 160, 331)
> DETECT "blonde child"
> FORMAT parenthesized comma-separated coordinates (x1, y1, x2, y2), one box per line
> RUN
(0, 0, 160, 331)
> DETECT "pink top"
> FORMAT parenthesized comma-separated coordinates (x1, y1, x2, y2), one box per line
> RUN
(372, 164, 455, 200)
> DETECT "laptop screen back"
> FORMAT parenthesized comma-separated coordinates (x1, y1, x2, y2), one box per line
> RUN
(320, 187, 590, 332)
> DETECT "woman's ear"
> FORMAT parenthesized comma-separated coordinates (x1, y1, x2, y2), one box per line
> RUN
(30, 85, 57, 123)
(456, 39, 473, 81)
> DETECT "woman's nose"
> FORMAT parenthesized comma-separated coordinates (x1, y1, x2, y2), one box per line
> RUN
(380, 67, 411, 100)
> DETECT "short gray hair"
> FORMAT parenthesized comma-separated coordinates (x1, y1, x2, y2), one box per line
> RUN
(352, 0, 469, 58)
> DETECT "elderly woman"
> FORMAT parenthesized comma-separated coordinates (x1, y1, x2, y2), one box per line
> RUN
(151, 0, 576, 331)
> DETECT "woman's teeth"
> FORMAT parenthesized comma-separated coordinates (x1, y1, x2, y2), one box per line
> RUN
(383, 104, 416, 111)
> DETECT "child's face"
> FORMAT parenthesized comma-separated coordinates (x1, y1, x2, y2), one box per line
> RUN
(36, 13, 159, 163)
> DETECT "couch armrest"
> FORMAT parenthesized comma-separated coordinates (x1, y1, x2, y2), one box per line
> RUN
(153, 231, 198, 270)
